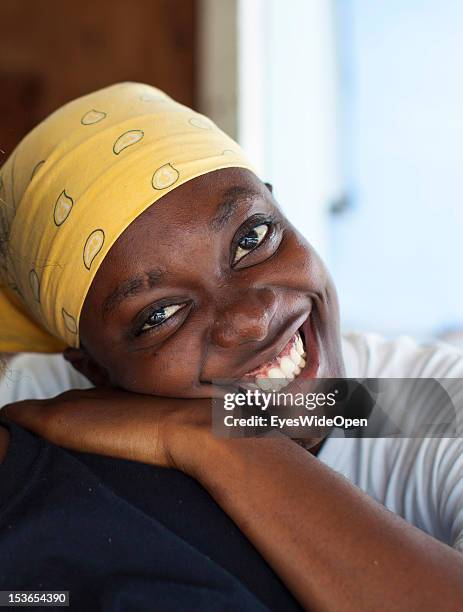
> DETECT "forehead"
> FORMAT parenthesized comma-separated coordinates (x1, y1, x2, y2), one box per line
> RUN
(84, 167, 269, 298)
(108, 167, 265, 247)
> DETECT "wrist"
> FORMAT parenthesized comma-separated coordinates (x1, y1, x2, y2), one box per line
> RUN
(171, 422, 301, 492)
(162, 398, 216, 474)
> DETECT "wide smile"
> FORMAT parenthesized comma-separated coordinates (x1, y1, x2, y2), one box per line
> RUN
(200, 306, 321, 397)
(238, 312, 319, 392)
(242, 329, 306, 390)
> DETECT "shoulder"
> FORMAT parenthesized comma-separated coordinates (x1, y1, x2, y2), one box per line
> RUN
(341, 331, 463, 378)
(0, 425, 10, 464)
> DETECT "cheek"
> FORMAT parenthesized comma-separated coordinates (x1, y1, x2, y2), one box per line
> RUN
(108, 348, 199, 396)
(275, 232, 340, 331)
(274, 230, 330, 292)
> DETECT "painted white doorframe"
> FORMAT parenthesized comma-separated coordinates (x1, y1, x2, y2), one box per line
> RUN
(197, 0, 341, 260)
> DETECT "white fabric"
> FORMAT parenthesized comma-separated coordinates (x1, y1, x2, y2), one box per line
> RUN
(320, 332, 463, 553)
(1, 332, 463, 551)
(0, 353, 92, 403)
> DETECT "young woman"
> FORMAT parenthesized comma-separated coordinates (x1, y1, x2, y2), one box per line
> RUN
(1, 82, 462, 611)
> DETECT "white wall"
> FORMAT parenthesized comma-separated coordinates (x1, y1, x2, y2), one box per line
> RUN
(197, 0, 239, 139)
(330, 0, 463, 338)
(198, 0, 340, 261)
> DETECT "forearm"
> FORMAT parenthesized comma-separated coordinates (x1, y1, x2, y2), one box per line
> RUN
(182, 433, 463, 612)
(5, 391, 463, 610)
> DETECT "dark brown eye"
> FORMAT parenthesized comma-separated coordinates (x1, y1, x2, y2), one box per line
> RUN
(140, 303, 186, 333)
(233, 224, 269, 264)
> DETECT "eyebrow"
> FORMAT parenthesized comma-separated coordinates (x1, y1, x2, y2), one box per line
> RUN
(101, 187, 262, 319)
(209, 186, 263, 232)
(101, 268, 164, 320)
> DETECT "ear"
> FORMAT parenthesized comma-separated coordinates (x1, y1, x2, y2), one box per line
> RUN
(264, 182, 273, 194)
(63, 346, 112, 388)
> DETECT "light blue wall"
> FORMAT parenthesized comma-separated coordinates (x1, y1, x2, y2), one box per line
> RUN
(329, 0, 463, 337)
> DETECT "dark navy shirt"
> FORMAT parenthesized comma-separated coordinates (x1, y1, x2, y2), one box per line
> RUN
(0, 418, 302, 611)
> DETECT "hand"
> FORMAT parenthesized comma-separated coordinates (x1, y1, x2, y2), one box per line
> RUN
(2, 387, 214, 471)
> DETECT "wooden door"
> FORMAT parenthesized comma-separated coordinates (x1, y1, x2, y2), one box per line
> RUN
(0, 0, 197, 158)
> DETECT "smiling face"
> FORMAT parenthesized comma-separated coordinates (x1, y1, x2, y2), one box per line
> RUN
(70, 167, 345, 397)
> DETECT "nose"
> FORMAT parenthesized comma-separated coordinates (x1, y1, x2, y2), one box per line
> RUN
(211, 288, 278, 349)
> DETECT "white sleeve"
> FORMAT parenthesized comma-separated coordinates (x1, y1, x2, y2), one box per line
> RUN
(341, 332, 463, 552)
(341, 331, 463, 378)
(0, 353, 92, 408)
(431, 437, 463, 553)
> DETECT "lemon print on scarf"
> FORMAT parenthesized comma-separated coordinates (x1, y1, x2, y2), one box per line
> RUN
(83, 229, 105, 270)
(113, 130, 144, 155)
(30, 160, 45, 181)
(81, 110, 107, 125)
(189, 116, 212, 130)
(53, 191, 73, 226)
(152, 163, 179, 190)
(62, 308, 77, 334)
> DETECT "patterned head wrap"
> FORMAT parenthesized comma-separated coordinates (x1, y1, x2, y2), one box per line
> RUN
(0, 82, 255, 352)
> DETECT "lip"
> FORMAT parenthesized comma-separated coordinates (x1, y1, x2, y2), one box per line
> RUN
(242, 328, 301, 378)
(299, 309, 320, 380)
(241, 310, 320, 395)
(224, 308, 315, 383)
(199, 302, 322, 393)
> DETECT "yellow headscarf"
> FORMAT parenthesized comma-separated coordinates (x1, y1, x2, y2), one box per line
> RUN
(0, 82, 256, 353)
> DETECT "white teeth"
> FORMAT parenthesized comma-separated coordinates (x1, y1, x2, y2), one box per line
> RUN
(245, 328, 308, 392)
(268, 367, 285, 378)
(279, 356, 296, 376)
(295, 332, 307, 360)
(290, 346, 300, 364)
